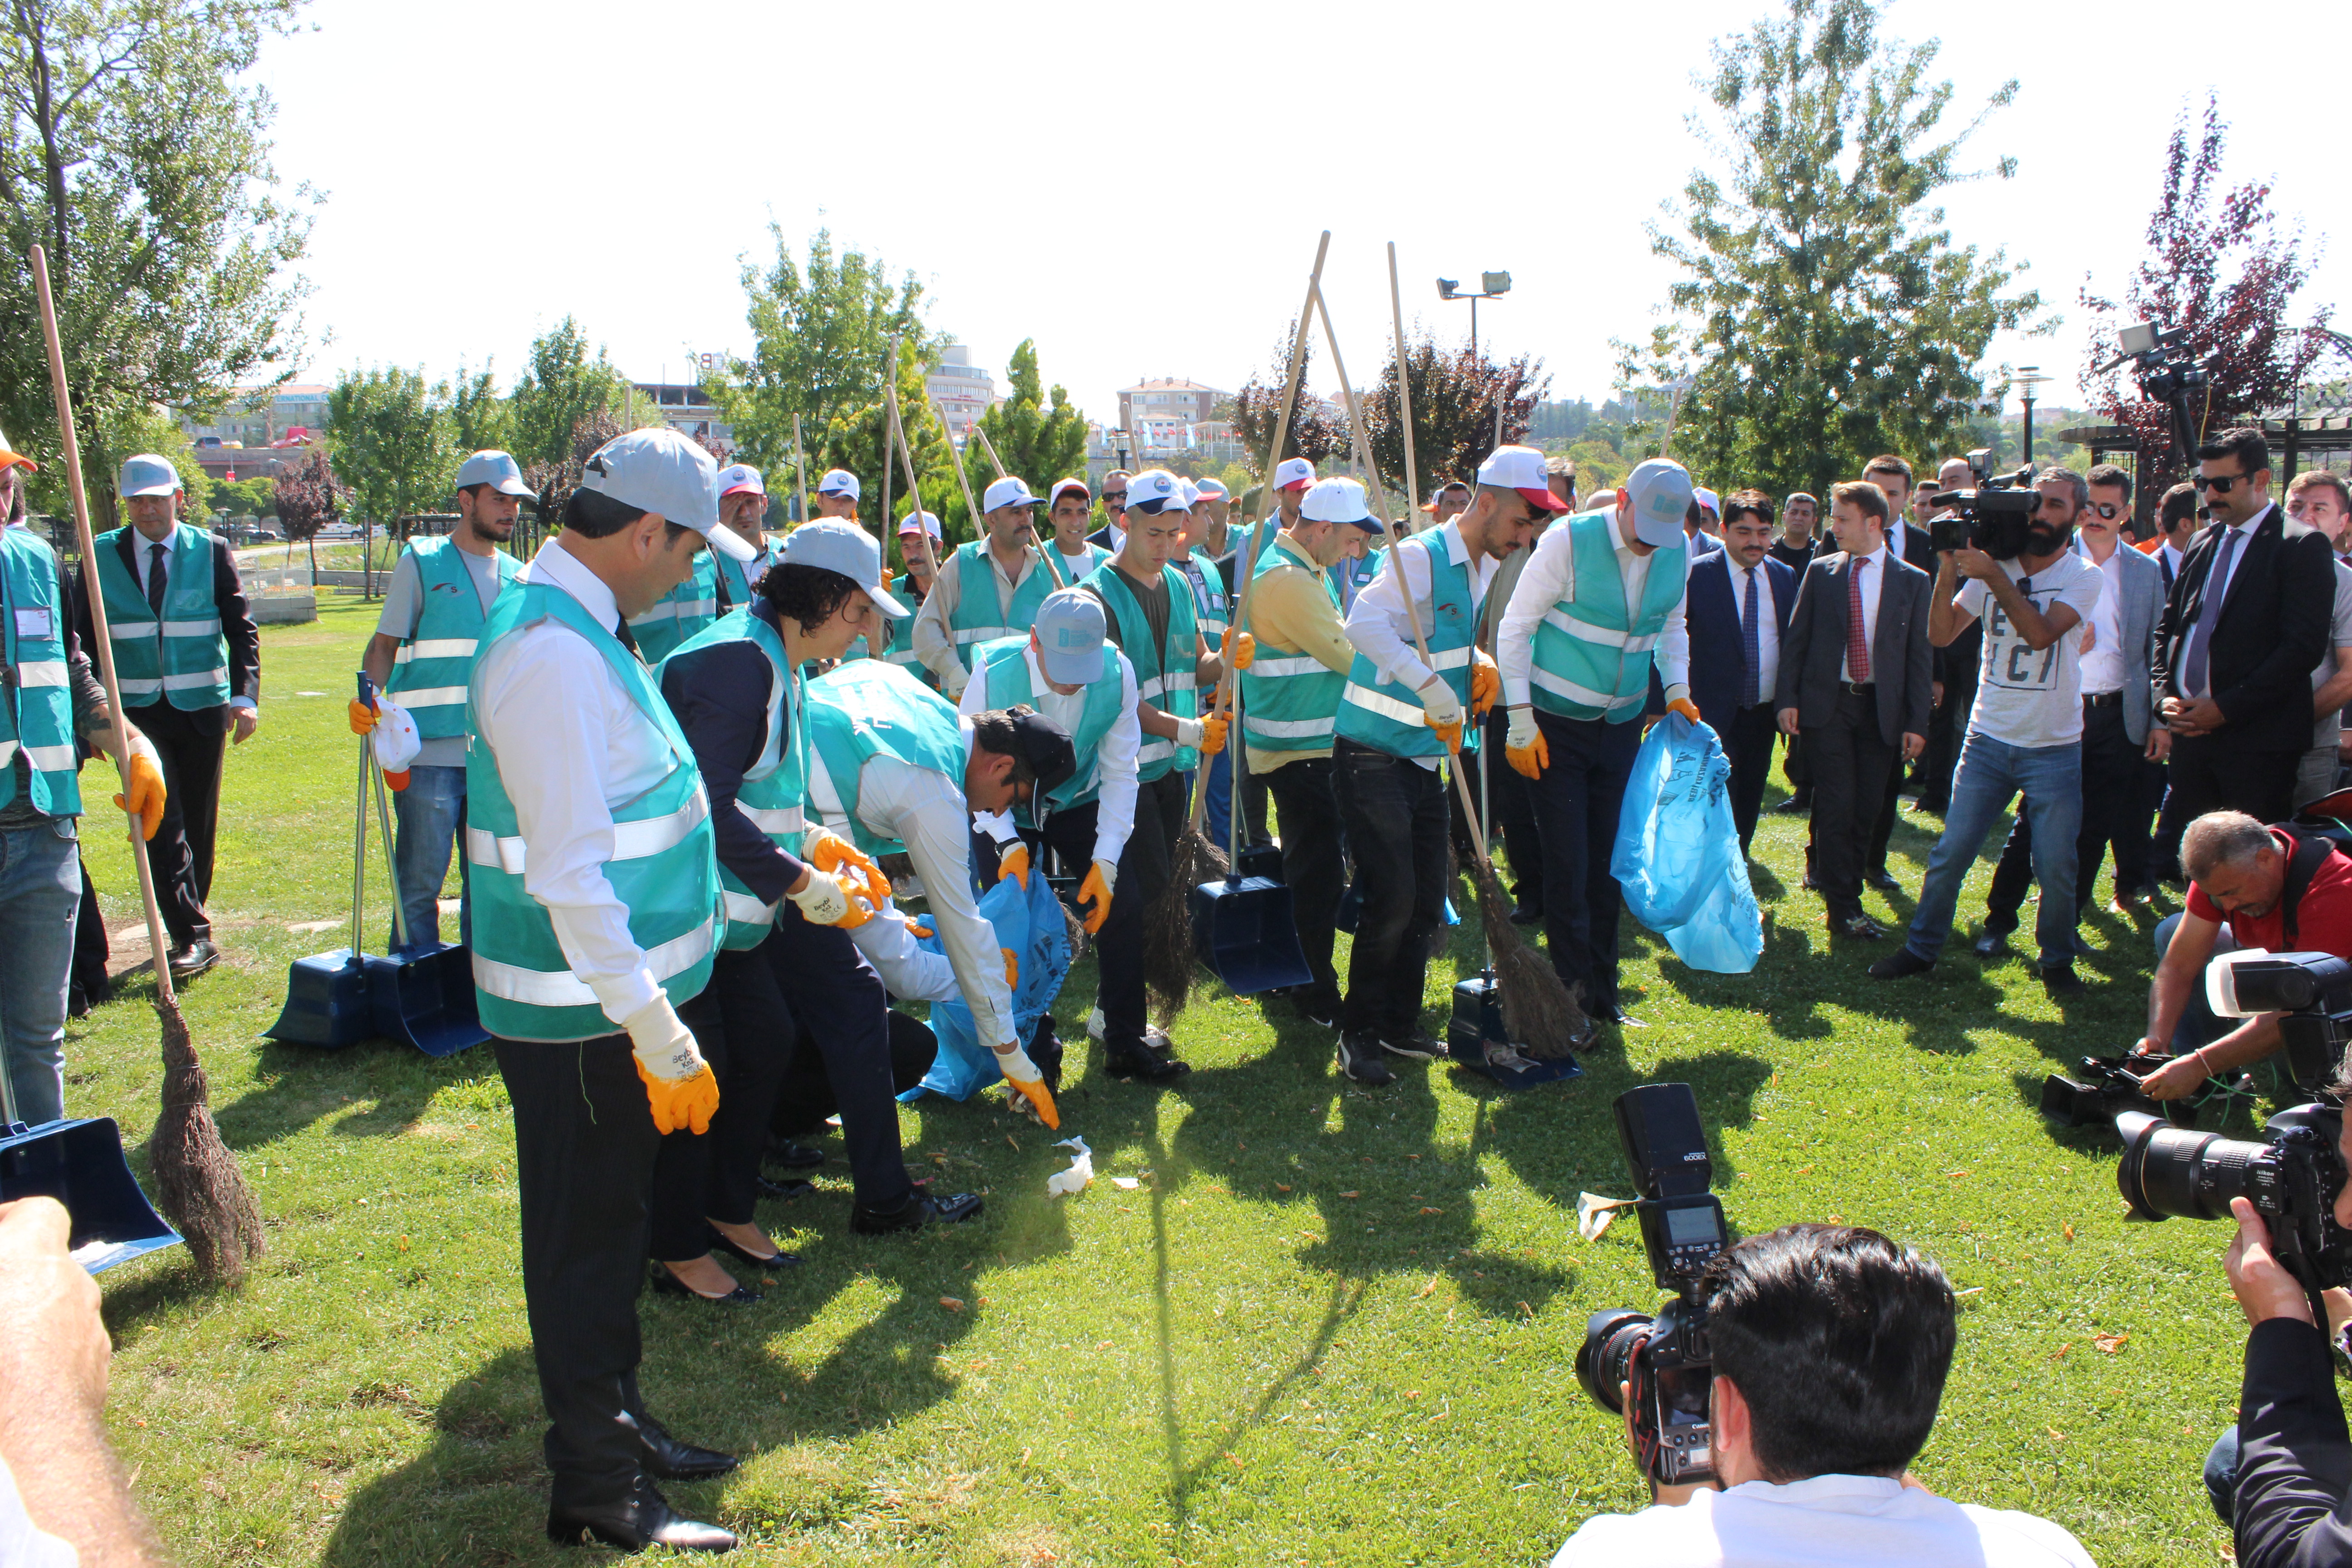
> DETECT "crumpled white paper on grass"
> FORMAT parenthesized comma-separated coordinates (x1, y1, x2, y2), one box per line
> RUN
(1046, 1137, 1094, 1197)
(1577, 1192, 1637, 1242)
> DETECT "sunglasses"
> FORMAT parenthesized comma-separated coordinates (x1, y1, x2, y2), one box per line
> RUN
(1103, 492, 1127, 505)
(2091, 503, 2123, 519)
(2194, 472, 2248, 492)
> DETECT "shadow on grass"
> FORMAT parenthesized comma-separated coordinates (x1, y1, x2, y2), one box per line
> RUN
(211, 1039, 503, 1151)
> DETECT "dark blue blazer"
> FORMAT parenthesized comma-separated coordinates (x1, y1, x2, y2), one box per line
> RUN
(1685, 549, 1795, 734)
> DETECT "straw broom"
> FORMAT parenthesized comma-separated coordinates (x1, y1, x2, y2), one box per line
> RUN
(31, 245, 265, 1279)
(1142, 230, 1330, 1019)
(1314, 260, 1588, 1058)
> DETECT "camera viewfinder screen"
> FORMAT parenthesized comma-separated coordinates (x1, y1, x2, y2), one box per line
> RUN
(1666, 1205, 1723, 1246)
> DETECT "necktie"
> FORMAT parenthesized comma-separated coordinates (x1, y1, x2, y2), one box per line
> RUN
(147, 541, 168, 616)
(1845, 558, 1870, 683)
(1739, 565, 1761, 707)
(2180, 529, 2240, 699)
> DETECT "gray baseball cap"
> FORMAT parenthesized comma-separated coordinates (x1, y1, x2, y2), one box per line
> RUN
(779, 519, 909, 617)
(119, 453, 181, 498)
(579, 427, 754, 562)
(456, 449, 533, 496)
(1624, 458, 1695, 549)
(1033, 588, 1107, 686)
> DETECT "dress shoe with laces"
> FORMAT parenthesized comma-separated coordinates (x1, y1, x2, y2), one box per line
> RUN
(763, 1139, 825, 1170)
(626, 1412, 739, 1481)
(1105, 1036, 1190, 1080)
(755, 1174, 813, 1201)
(852, 1191, 983, 1235)
(648, 1264, 761, 1307)
(167, 938, 221, 978)
(1774, 792, 1813, 814)
(547, 1482, 736, 1553)
(706, 1227, 800, 1273)
(1973, 928, 2013, 960)
(1862, 866, 1901, 893)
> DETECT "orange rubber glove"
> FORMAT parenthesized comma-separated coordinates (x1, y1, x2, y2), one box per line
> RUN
(1505, 710, 1549, 779)
(998, 840, 1031, 891)
(1197, 711, 1230, 756)
(1470, 650, 1500, 717)
(114, 736, 166, 842)
(995, 1038, 1060, 1129)
(1220, 626, 1255, 672)
(347, 697, 379, 735)
(905, 916, 935, 940)
(1077, 859, 1116, 935)
(786, 868, 876, 929)
(1666, 696, 1702, 725)
(1002, 947, 1019, 988)
(624, 996, 720, 1136)
(807, 828, 891, 905)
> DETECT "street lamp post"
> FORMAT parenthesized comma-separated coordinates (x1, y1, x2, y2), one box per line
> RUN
(2015, 366, 2048, 466)
(1437, 271, 1512, 358)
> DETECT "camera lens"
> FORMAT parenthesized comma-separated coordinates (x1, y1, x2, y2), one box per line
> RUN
(1575, 1309, 1654, 1416)
(2116, 1111, 2272, 1222)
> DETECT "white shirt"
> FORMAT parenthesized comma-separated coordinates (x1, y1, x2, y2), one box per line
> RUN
(1046, 546, 1097, 591)
(1718, 552, 1780, 706)
(1346, 519, 1501, 771)
(805, 720, 1014, 1047)
(2160, 541, 2184, 583)
(958, 642, 1143, 868)
(471, 537, 686, 1028)
(1547, 1473, 2093, 1568)
(1954, 550, 2104, 748)
(0, 1455, 75, 1568)
(2074, 542, 2126, 696)
(1841, 545, 1890, 685)
(1499, 508, 1692, 709)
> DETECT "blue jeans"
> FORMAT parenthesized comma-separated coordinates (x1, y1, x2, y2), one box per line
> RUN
(390, 764, 467, 952)
(0, 821, 81, 1125)
(1201, 748, 1235, 855)
(2155, 911, 2239, 1056)
(1904, 732, 2082, 970)
(2205, 1424, 2239, 1524)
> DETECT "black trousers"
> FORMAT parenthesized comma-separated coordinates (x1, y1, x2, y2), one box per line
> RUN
(1043, 771, 1182, 1049)
(1919, 626, 1982, 810)
(1483, 704, 1544, 914)
(774, 1009, 938, 1133)
(70, 855, 110, 1010)
(1984, 701, 2149, 928)
(1527, 710, 1642, 1016)
(1722, 701, 1779, 853)
(2167, 731, 2301, 832)
(1806, 687, 1900, 920)
(1867, 744, 1905, 875)
(495, 1034, 664, 1513)
(128, 701, 225, 945)
(760, 905, 913, 1213)
(1239, 762, 1273, 848)
(1333, 739, 1448, 1037)
(2141, 756, 2180, 886)
(647, 945, 795, 1260)
(1262, 757, 1344, 1014)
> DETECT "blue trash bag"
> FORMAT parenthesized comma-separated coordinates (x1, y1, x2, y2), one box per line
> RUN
(900, 870, 1074, 1103)
(1609, 712, 1761, 974)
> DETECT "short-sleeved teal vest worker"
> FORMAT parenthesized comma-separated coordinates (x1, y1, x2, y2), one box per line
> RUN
(383, 535, 521, 741)
(971, 633, 1123, 818)
(1334, 529, 1479, 761)
(804, 658, 967, 858)
(0, 528, 80, 816)
(1529, 510, 1688, 724)
(659, 607, 809, 951)
(1084, 559, 1198, 781)
(1239, 534, 1346, 760)
(465, 580, 720, 1042)
(626, 552, 720, 666)
(945, 540, 1054, 673)
(91, 523, 229, 710)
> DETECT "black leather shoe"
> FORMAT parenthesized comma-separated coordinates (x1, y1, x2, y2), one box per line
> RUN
(1508, 904, 1543, 926)
(167, 938, 221, 978)
(548, 1483, 736, 1553)
(1972, 929, 2013, 960)
(1774, 793, 1812, 814)
(764, 1139, 825, 1170)
(755, 1174, 814, 1201)
(1862, 867, 1901, 893)
(853, 1191, 984, 1235)
(1868, 949, 1935, 980)
(2041, 965, 2088, 998)
(628, 1412, 739, 1481)
(1105, 1038, 1191, 1080)
(648, 1264, 761, 1306)
(706, 1227, 800, 1272)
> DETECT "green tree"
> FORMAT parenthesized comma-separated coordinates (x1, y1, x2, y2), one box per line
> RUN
(511, 318, 627, 480)
(822, 351, 960, 547)
(1637, 0, 2040, 498)
(324, 366, 453, 590)
(442, 364, 514, 457)
(962, 340, 1088, 500)
(0, 0, 312, 531)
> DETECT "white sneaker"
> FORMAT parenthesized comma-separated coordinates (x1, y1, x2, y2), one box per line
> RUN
(1086, 1007, 1105, 1041)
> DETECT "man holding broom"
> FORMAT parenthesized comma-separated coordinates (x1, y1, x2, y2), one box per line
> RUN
(911, 475, 1052, 699)
(813, 470, 862, 521)
(1333, 449, 1533, 1081)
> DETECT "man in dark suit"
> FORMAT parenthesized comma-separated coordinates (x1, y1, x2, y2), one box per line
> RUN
(1775, 480, 1934, 938)
(1859, 455, 1937, 885)
(72, 455, 260, 977)
(1688, 490, 1796, 853)
(2153, 427, 2335, 828)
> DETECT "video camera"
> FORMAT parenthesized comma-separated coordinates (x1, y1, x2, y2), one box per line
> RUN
(1575, 1084, 1730, 1488)
(2108, 321, 2211, 464)
(1927, 449, 2041, 559)
(2042, 1051, 2203, 1130)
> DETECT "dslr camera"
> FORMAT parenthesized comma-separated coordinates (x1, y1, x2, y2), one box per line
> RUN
(1576, 1083, 1731, 1488)
(2116, 951, 2352, 1305)
(1927, 449, 2041, 559)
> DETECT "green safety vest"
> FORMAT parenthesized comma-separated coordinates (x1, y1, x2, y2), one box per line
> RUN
(714, 544, 779, 610)
(466, 579, 720, 1042)
(1085, 559, 1198, 781)
(0, 529, 80, 816)
(1040, 542, 1109, 591)
(1334, 528, 1479, 760)
(92, 524, 230, 710)
(1239, 534, 1346, 760)
(1175, 554, 1229, 649)
(382, 535, 520, 741)
(1529, 511, 1687, 724)
(972, 633, 1124, 817)
(804, 658, 967, 857)
(627, 552, 720, 666)
(945, 540, 1053, 672)
(659, 607, 809, 951)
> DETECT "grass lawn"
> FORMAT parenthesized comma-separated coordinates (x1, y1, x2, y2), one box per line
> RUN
(69, 597, 2249, 1566)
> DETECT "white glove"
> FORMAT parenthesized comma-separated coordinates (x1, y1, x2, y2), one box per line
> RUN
(1506, 708, 1539, 754)
(1418, 678, 1464, 728)
(942, 664, 970, 700)
(995, 1039, 1043, 1083)
(1172, 716, 1203, 748)
(787, 870, 850, 925)
(624, 994, 708, 1084)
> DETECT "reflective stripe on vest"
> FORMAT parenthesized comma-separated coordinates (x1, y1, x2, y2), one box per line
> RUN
(1084, 560, 1199, 780)
(92, 524, 229, 710)
(805, 658, 968, 857)
(973, 634, 1123, 815)
(384, 535, 519, 739)
(466, 578, 719, 1041)
(945, 541, 1054, 669)
(0, 529, 81, 816)
(1529, 511, 1686, 724)
(660, 607, 811, 950)
(1333, 532, 1478, 760)
(626, 553, 721, 666)
(1177, 556, 1228, 646)
(1240, 537, 1347, 757)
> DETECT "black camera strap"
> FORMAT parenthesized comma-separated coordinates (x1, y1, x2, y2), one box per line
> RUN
(2266, 825, 2340, 949)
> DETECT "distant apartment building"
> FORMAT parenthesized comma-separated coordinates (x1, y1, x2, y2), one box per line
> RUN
(631, 366, 732, 452)
(175, 383, 330, 481)
(1118, 377, 1225, 434)
(928, 344, 998, 444)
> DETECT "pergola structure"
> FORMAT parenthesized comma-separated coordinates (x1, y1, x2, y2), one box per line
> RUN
(2056, 415, 2352, 532)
